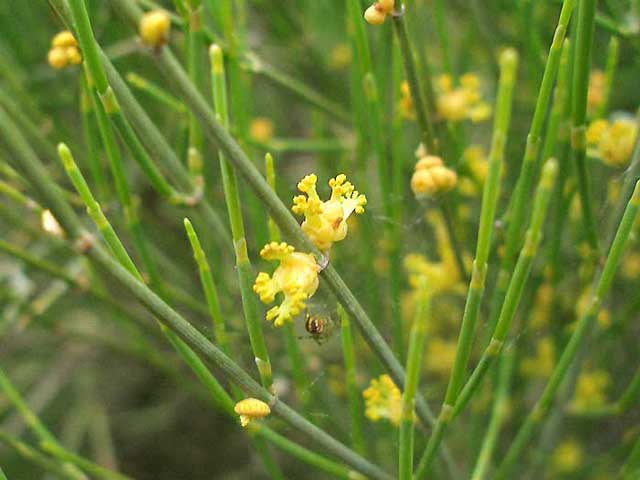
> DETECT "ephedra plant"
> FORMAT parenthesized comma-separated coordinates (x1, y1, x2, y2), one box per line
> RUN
(0, 0, 639, 478)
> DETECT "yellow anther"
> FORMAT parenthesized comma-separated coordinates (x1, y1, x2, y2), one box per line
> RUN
(253, 242, 320, 327)
(292, 173, 366, 251)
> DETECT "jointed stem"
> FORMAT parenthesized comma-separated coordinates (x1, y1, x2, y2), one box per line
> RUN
(494, 181, 640, 478)
(415, 48, 519, 477)
(210, 44, 273, 391)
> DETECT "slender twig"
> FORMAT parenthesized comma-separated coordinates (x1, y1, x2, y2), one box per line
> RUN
(494, 181, 640, 479)
(398, 279, 430, 480)
(484, 0, 576, 342)
(414, 48, 519, 477)
(210, 44, 273, 391)
(469, 347, 515, 480)
(126, 72, 185, 113)
(595, 36, 619, 119)
(339, 305, 366, 455)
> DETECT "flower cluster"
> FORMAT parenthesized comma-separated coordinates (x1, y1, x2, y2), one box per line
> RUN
(586, 117, 637, 168)
(254, 173, 366, 327)
(292, 174, 367, 252)
(363, 0, 395, 25)
(424, 338, 457, 377)
(253, 242, 320, 327)
(362, 374, 402, 425)
(47, 31, 82, 70)
(435, 73, 492, 123)
(458, 145, 489, 198)
(234, 398, 271, 427)
(411, 146, 457, 198)
(139, 10, 171, 49)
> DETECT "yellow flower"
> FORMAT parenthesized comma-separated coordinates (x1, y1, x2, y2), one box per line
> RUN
(520, 337, 555, 378)
(435, 73, 492, 123)
(249, 117, 275, 143)
(364, 0, 395, 25)
(234, 398, 271, 427)
(586, 117, 637, 168)
(253, 242, 320, 327)
(411, 154, 457, 198)
(530, 282, 553, 329)
(424, 338, 457, 377)
(363, 374, 402, 425)
(587, 69, 605, 115)
(571, 369, 611, 411)
(292, 174, 366, 251)
(552, 439, 584, 474)
(47, 31, 82, 70)
(139, 10, 171, 48)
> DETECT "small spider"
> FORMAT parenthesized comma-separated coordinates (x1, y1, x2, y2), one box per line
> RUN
(303, 312, 338, 345)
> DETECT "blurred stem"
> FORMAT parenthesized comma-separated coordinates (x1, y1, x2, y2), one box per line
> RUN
(596, 36, 619, 119)
(433, 0, 452, 75)
(0, 368, 86, 480)
(570, 0, 600, 254)
(126, 72, 185, 113)
(41, 442, 131, 480)
(484, 0, 575, 344)
(0, 430, 81, 480)
(185, 3, 205, 182)
(469, 347, 515, 480)
(494, 181, 640, 479)
(210, 44, 273, 391)
(415, 49, 520, 478)
(620, 434, 640, 478)
(339, 305, 366, 455)
(398, 279, 430, 480)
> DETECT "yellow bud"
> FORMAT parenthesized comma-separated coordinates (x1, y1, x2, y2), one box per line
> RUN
(52, 30, 77, 48)
(139, 10, 171, 48)
(65, 46, 82, 65)
(47, 47, 68, 70)
(234, 398, 271, 427)
(378, 0, 395, 14)
(249, 117, 275, 142)
(411, 156, 457, 197)
(364, 5, 386, 25)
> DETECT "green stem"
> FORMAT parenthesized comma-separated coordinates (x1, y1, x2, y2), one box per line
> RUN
(126, 72, 185, 113)
(570, 0, 600, 253)
(620, 434, 640, 479)
(469, 348, 515, 480)
(339, 305, 366, 455)
(183, 218, 229, 355)
(0, 430, 81, 480)
(210, 44, 273, 390)
(416, 157, 557, 478)
(483, 0, 576, 344)
(595, 36, 619, 119)
(414, 48, 519, 477)
(398, 279, 430, 480)
(391, 9, 437, 154)
(494, 181, 640, 479)
(41, 442, 131, 480)
(80, 75, 109, 200)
